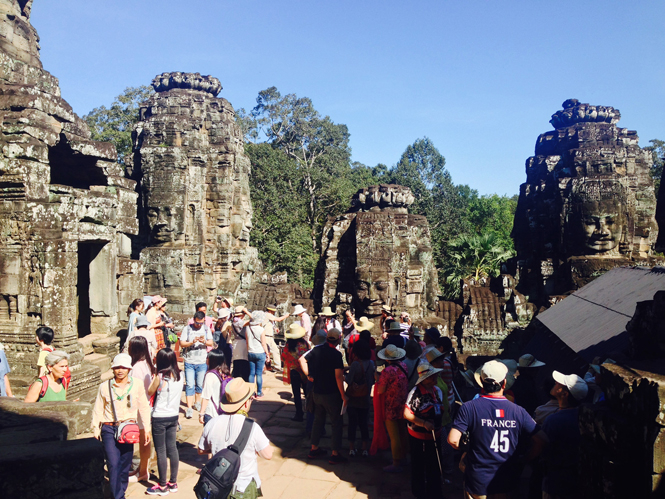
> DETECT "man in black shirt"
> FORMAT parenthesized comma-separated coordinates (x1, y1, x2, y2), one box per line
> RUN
(305, 328, 349, 464)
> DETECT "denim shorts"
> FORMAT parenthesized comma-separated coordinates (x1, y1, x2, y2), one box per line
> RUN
(184, 362, 206, 396)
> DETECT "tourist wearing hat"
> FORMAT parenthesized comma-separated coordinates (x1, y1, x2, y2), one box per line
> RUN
(146, 296, 169, 350)
(448, 360, 539, 499)
(292, 304, 312, 341)
(530, 370, 589, 499)
(398, 311, 411, 338)
(213, 308, 233, 364)
(213, 295, 234, 316)
(198, 378, 273, 499)
(379, 304, 394, 339)
(263, 305, 289, 372)
(424, 349, 454, 480)
(317, 306, 342, 333)
(420, 327, 440, 360)
(346, 317, 375, 353)
(280, 324, 310, 422)
(404, 362, 446, 497)
(512, 354, 546, 414)
(306, 327, 349, 464)
(374, 344, 409, 472)
(132, 315, 158, 359)
(382, 321, 407, 350)
(91, 353, 152, 499)
(345, 339, 375, 457)
(246, 311, 271, 398)
(230, 306, 252, 381)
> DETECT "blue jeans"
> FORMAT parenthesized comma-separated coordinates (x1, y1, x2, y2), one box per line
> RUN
(184, 362, 206, 396)
(101, 424, 134, 499)
(247, 352, 266, 395)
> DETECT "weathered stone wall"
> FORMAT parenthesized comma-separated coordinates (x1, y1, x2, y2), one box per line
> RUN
(133, 72, 260, 314)
(0, 0, 142, 397)
(314, 184, 439, 320)
(512, 99, 659, 302)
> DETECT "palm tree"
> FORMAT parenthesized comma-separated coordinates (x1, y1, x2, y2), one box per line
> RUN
(443, 232, 515, 298)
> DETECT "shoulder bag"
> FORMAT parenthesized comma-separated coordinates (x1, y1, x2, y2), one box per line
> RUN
(108, 379, 140, 444)
(346, 362, 369, 398)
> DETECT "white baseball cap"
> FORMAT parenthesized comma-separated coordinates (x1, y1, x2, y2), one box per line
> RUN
(552, 371, 588, 401)
(474, 360, 508, 386)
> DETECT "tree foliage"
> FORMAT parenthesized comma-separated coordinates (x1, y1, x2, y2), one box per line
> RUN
(442, 232, 516, 298)
(83, 85, 154, 162)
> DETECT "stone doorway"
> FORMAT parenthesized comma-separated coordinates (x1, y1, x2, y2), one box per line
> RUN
(77, 241, 108, 338)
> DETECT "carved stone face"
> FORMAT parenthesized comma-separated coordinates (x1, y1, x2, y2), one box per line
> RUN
(355, 268, 391, 316)
(570, 199, 625, 254)
(147, 206, 181, 245)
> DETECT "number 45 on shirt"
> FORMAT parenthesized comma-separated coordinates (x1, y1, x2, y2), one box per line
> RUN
(490, 430, 509, 453)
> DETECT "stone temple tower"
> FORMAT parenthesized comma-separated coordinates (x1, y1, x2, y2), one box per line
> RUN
(512, 99, 659, 301)
(133, 72, 259, 313)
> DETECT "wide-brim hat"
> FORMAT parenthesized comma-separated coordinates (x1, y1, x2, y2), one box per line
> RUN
(111, 353, 133, 370)
(221, 378, 256, 413)
(424, 327, 440, 341)
(234, 306, 245, 316)
(377, 344, 406, 361)
(387, 321, 403, 333)
(266, 304, 277, 312)
(250, 310, 266, 326)
(416, 362, 443, 385)
(381, 304, 392, 314)
(411, 327, 422, 339)
(135, 316, 150, 328)
(320, 306, 335, 316)
(426, 348, 444, 364)
(311, 329, 327, 346)
(293, 304, 307, 315)
(224, 297, 234, 307)
(218, 308, 231, 319)
(355, 316, 374, 332)
(153, 295, 167, 307)
(327, 328, 341, 340)
(518, 354, 545, 368)
(286, 324, 306, 340)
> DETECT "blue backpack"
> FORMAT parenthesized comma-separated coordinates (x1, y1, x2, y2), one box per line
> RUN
(194, 418, 254, 499)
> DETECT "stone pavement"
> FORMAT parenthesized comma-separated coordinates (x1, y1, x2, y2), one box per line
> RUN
(126, 370, 464, 499)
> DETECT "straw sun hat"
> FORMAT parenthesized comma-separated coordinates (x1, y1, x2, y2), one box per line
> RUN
(320, 306, 335, 316)
(377, 344, 406, 362)
(221, 378, 257, 413)
(355, 316, 374, 332)
(285, 323, 306, 340)
(416, 362, 443, 385)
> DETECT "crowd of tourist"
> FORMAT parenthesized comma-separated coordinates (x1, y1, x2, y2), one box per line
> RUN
(0, 296, 613, 499)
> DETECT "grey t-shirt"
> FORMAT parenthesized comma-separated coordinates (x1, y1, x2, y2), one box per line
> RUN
(181, 324, 213, 364)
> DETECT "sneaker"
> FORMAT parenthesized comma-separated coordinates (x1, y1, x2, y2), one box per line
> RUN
(349, 449, 357, 457)
(361, 450, 369, 458)
(193, 402, 201, 412)
(383, 464, 403, 473)
(329, 454, 348, 465)
(185, 408, 193, 419)
(166, 482, 178, 493)
(145, 484, 170, 496)
(255, 393, 265, 398)
(307, 448, 327, 459)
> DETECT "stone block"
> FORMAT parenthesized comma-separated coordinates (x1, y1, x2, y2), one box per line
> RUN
(0, 397, 93, 437)
(92, 336, 119, 356)
(0, 437, 104, 499)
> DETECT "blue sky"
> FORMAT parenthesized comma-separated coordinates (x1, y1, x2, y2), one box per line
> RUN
(31, 1, 665, 196)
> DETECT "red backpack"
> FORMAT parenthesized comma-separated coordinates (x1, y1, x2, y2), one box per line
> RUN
(37, 373, 70, 399)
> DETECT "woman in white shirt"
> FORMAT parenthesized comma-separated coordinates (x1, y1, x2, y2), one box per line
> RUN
(199, 349, 232, 426)
(128, 336, 155, 483)
(146, 348, 184, 495)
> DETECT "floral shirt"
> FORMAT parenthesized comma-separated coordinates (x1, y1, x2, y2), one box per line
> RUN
(281, 340, 310, 384)
(376, 361, 408, 420)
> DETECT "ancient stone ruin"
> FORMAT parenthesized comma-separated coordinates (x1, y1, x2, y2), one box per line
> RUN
(512, 99, 659, 302)
(132, 72, 260, 314)
(0, 0, 142, 399)
(314, 184, 439, 320)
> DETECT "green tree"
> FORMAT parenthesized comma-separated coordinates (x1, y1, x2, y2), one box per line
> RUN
(443, 233, 515, 298)
(645, 139, 664, 195)
(465, 191, 518, 251)
(83, 85, 153, 162)
(245, 143, 318, 287)
(243, 87, 355, 253)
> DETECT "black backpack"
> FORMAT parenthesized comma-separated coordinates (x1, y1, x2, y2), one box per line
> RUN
(194, 417, 254, 499)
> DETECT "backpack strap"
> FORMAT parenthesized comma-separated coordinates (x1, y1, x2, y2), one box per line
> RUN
(38, 376, 49, 399)
(231, 417, 254, 454)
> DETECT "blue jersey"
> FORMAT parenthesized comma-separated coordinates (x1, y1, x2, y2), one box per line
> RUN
(453, 394, 538, 495)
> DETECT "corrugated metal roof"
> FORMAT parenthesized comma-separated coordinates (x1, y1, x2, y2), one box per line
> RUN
(537, 267, 665, 357)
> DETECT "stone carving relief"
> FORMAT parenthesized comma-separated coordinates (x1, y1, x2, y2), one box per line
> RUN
(512, 99, 659, 301)
(315, 185, 439, 320)
(26, 255, 42, 318)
